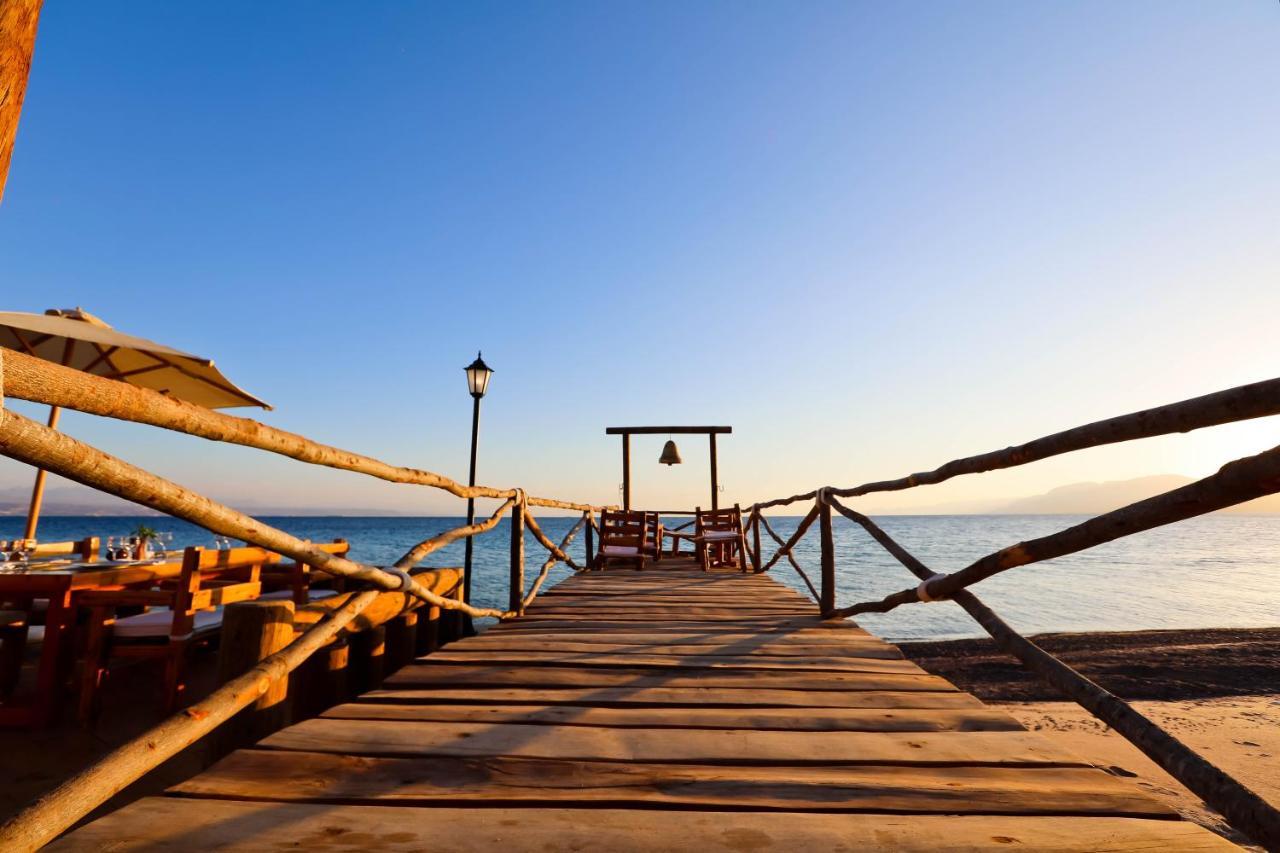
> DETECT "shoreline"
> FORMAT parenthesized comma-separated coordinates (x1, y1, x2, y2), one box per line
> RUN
(898, 626, 1280, 702)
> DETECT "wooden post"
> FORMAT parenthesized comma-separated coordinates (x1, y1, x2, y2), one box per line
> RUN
(417, 604, 441, 654)
(622, 434, 631, 510)
(21, 404, 59, 540)
(584, 510, 595, 569)
(215, 600, 295, 755)
(0, 0, 43, 203)
(509, 499, 525, 615)
(751, 510, 762, 573)
(291, 637, 348, 722)
(348, 625, 386, 694)
(818, 494, 835, 615)
(386, 611, 418, 672)
(709, 433, 719, 510)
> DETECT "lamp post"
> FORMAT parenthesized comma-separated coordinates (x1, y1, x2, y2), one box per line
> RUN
(462, 352, 493, 620)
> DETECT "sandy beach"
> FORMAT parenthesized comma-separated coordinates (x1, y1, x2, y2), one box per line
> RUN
(901, 628, 1280, 850)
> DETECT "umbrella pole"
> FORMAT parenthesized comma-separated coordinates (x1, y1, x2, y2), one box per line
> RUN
(22, 404, 61, 541)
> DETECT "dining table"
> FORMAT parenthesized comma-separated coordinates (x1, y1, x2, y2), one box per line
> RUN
(0, 555, 185, 728)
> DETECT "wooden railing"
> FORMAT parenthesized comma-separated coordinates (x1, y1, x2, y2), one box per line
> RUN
(0, 347, 608, 850)
(737, 375, 1280, 850)
(3, 346, 1279, 848)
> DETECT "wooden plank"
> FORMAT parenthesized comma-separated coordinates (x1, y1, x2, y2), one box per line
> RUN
(362, 686, 987, 709)
(383, 662, 956, 692)
(421, 650, 928, 674)
(483, 619, 870, 633)
(173, 750, 1175, 817)
(50, 800, 1236, 852)
(453, 639, 907, 659)
(521, 608, 815, 619)
(260, 718, 1088, 766)
(320, 702, 1025, 732)
(476, 629, 882, 647)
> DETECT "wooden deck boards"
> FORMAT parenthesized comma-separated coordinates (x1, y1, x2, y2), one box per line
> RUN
(51, 561, 1237, 851)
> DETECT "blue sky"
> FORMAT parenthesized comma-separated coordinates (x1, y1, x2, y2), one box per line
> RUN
(2, 1, 1278, 514)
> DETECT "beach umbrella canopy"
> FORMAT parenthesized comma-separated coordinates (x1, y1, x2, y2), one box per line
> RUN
(0, 308, 269, 540)
(0, 308, 269, 410)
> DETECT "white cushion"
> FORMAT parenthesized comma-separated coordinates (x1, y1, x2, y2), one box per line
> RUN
(114, 608, 222, 639)
(701, 530, 739, 541)
(259, 588, 339, 602)
(601, 545, 640, 556)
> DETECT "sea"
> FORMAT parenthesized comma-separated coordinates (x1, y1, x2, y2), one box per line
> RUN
(5, 514, 1277, 642)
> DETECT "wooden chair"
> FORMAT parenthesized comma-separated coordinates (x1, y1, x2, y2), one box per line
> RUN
(593, 509, 651, 571)
(258, 539, 350, 604)
(695, 504, 748, 572)
(77, 546, 271, 722)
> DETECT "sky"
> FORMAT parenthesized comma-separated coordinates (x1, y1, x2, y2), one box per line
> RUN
(2, 1, 1278, 516)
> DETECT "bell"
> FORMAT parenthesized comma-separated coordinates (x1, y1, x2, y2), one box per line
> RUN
(658, 440, 682, 466)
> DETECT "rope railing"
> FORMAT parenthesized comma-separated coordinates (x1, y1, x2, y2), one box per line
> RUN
(733, 376, 1280, 850)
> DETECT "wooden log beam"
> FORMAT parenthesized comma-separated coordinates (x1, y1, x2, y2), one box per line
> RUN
(825, 496, 1280, 851)
(291, 568, 462, 634)
(0, 348, 604, 511)
(0, 405, 511, 620)
(0, 0, 41, 203)
(751, 489, 818, 511)
(0, 589, 380, 852)
(829, 376, 1280, 501)
(831, 442, 1280, 619)
(509, 499, 525, 616)
(818, 492, 836, 614)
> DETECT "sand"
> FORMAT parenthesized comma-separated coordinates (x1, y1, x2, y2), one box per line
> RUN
(997, 696, 1280, 850)
(899, 628, 1280, 851)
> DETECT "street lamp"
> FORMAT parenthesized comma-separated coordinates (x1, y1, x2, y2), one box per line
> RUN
(462, 352, 493, 618)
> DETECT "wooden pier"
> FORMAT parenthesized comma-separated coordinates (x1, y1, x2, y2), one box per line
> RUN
(51, 559, 1233, 851)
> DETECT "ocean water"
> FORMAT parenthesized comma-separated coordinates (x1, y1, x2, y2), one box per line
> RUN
(5, 514, 1277, 642)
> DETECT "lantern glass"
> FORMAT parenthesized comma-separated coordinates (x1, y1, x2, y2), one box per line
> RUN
(464, 352, 493, 398)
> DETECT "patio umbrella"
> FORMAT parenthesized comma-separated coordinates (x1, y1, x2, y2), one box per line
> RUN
(0, 307, 270, 540)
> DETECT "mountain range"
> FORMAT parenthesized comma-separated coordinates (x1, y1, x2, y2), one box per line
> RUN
(2, 475, 1277, 517)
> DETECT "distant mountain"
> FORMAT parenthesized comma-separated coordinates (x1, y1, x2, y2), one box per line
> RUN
(0, 485, 419, 517)
(5, 475, 1278, 517)
(995, 475, 1280, 515)
(0, 485, 159, 517)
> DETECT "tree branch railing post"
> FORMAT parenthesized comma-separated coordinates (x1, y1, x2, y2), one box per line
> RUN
(818, 492, 836, 615)
(584, 509, 595, 568)
(823, 495, 1280, 852)
(750, 508, 762, 573)
(509, 493, 526, 616)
